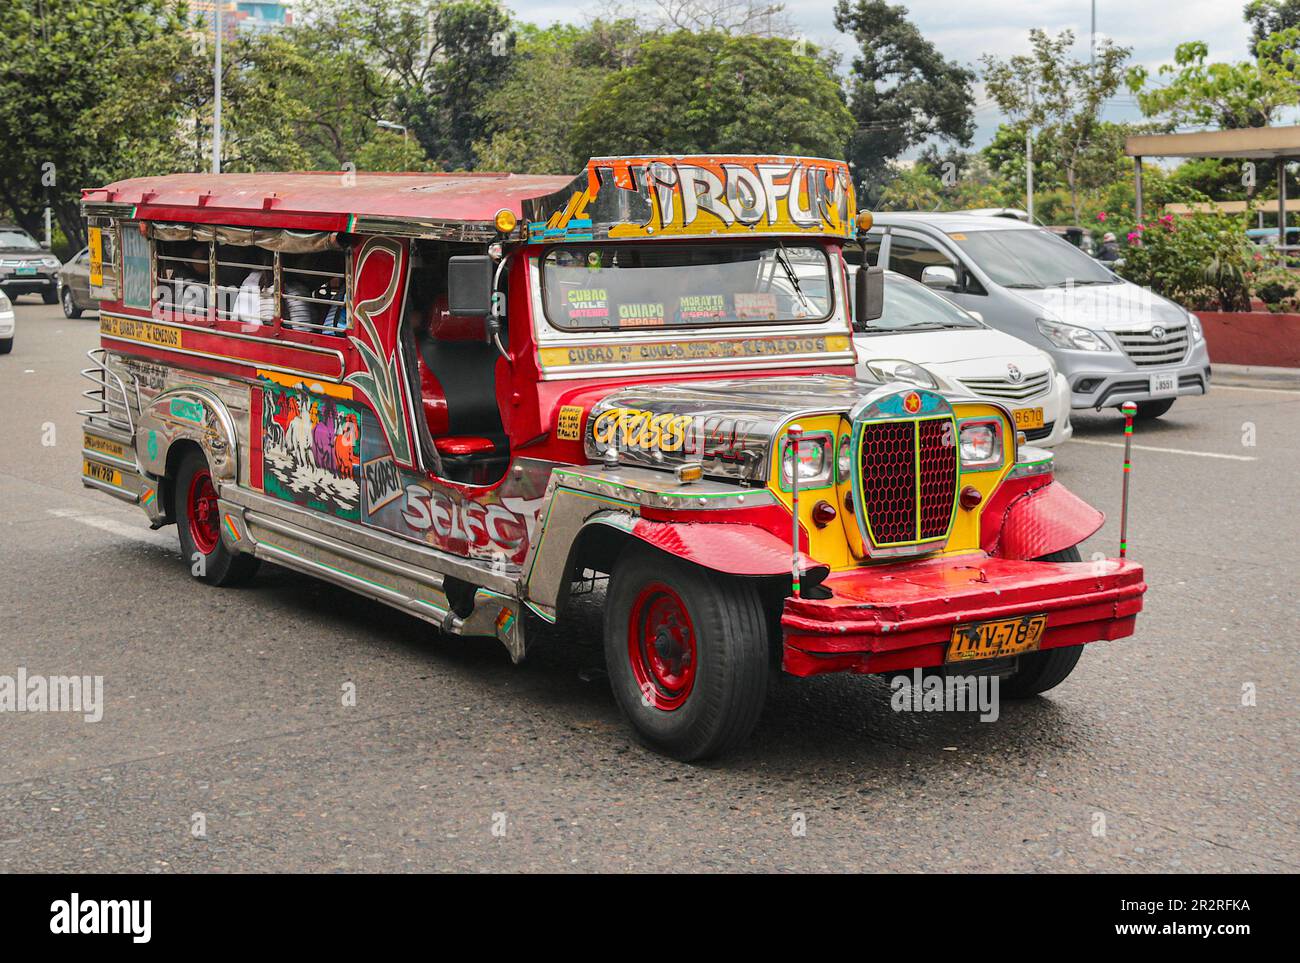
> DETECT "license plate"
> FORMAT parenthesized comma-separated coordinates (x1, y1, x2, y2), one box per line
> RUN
(1012, 406, 1045, 431)
(1149, 373, 1176, 396)
(15, 265, 36, 276)
(83, 459, 122, 488)
(946, 614, 1047, 663)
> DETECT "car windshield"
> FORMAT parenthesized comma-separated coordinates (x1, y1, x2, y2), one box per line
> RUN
(863, 274, 983, 332)
(950, 228, 1117, 287)
(541, 242, 832, 331)
(0, 230, 40, 252)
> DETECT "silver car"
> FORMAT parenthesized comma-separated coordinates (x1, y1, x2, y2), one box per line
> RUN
(57, 246, 96, 318)
(863, 213, 1212, 420)
(0, 224, 61, 304)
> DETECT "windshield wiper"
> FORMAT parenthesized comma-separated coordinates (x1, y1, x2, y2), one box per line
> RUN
(774, 243, 813, 312)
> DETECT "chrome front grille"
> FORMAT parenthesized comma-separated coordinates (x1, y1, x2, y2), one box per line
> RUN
(1112, 323, 1189, 367)
(856, 416, 957, 548)
(959, 370, 1051, 402)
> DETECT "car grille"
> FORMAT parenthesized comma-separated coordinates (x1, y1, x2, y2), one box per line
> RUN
(858, 417, 957, 547)
(959, 370, 1052, 402)
(1023, 421, 1055, 442)
(1112, 323, 1189, 367)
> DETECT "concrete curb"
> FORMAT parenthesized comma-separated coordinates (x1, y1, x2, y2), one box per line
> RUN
(1212, 363, 1300, 390)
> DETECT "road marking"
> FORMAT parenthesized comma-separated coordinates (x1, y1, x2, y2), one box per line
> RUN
(1211, 384, 1300, 396)
(1070, 439, 1257, 461)
(47, 508, 176, 548)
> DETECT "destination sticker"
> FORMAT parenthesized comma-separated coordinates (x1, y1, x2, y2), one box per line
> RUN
(733, 292, 778, 321)
(565, 288, 609, 325)
(617, 303, 665, 327)
(83, 433, 127, 461)
(556, 405, 584, 441)
(678, 294, 727, 322)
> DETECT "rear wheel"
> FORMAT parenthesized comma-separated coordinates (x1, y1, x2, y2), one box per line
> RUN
(1134, 398, 1174, 420)
(61, 286, 82, 318)
(41, 288, 57, 305)
(604, 544, 769, 761)
(174, 449, 259, 586)
(1004, 544, 1085, 698)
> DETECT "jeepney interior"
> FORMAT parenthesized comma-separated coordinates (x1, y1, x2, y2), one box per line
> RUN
(408, 239, 509, 486)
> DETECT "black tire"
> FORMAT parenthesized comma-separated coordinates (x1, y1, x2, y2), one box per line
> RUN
(1004, 544, 1084, 698)
(41, 288, 57, 304)
(604, 543, 770, 761)
(0, 338, 11, 355)
(174, 449, 259, 587)
(1134, 397, 1174, 421)
(61, 286, 82, 318)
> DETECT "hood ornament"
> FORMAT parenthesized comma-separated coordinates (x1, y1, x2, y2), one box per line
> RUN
(1151, 325, 1167, 342)
(1006, 363, 1023, 383)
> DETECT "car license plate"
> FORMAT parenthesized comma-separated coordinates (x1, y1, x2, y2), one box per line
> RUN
(1149, 373, 1176, 396)
(946, 614, 1047, 663)
(1012, 407, 1045, 431)
(16, 265, 36, 276)
(82, 459, 122, 488)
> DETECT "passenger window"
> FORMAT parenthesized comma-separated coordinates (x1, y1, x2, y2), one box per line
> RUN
(215, 243, 274, 326)
(281, 250, 349, 337)
(154, 239, 212, 322)
(888, 234, 959, 283)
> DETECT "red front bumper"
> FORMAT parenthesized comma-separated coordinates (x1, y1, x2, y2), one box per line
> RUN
(781, 553, 1146, 677)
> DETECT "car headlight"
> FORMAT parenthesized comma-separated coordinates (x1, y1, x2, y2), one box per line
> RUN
(1187, 312, 1203, 342)
(43, 257, 60, 268)
(781, 433, 832, 488)
(865, 358, 939, 388)
(959, 420, 1003, 469)
(1036, 318, 1111, 351)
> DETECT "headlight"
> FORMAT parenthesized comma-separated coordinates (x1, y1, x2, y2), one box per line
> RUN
(781, 434, 832, 488)
(959, 420, 1003, 469)
(43, 257, 60, 268)
(1036, 318, 1111, 351)
(1188, 312, 1203, 341)
(865, 358, 939, 388)
(837, 434, 852, 483)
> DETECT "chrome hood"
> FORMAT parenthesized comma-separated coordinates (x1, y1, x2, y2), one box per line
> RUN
(584, 374, 890, 482)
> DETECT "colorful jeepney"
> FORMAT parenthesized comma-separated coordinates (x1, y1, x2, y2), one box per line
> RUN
(78, 155, 1146, 759)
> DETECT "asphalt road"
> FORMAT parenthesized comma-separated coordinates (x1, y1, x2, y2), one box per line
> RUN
(1, 298, 1296, 873)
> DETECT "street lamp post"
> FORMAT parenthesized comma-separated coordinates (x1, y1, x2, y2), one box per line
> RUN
(213, 2, 223, 174)
(377, 119, 408, 151)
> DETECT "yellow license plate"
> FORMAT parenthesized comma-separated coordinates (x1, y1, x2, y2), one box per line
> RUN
(947, 614, 1047, 663)
(1012, 407, 1045, 430)
(83, 459, 123, 487)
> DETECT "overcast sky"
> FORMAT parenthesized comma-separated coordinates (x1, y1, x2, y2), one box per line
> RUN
(508, 0, 1259, 147)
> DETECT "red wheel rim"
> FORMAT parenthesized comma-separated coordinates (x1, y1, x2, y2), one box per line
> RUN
(187, 468, 220, 556)
(627, 582, 697, 711)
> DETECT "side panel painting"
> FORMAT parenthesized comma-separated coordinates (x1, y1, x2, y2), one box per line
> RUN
(260, 379, 363, 521)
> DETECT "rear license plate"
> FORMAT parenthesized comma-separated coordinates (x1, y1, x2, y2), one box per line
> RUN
(15, 265, 36, 276)
(83, 459, 122, 488)
(1149, 373, 1176, 396)
(947, 614, 1047, 663)
(1012, 407, 1045, 431)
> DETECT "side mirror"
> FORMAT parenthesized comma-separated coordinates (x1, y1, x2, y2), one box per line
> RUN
(966, 310, 984, 323)
(447, 255, 493, 318)
(921, 264, 959, 291)
(854, 265, 884, 327)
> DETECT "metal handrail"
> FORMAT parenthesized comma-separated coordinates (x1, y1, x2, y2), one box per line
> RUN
(78, 348, 135, 436)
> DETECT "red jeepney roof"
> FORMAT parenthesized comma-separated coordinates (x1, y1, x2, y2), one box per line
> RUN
(81, 171, 575, 232)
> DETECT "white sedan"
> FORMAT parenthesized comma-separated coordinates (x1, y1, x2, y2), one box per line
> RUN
(0, 289, 14, 354)
(855, 271, 1072, 447)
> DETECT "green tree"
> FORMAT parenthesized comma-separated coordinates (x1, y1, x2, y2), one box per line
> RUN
(570, 31, 853, 161)
(300, 0, 515, 170)
(1126, 30, 1300, 129)
(834, 0, 975, 204)
(0, 0, 194, 248)
(474, 22, 648, 174)
(982, 29, 1132, 222)
(1245, 0, 1300, 54)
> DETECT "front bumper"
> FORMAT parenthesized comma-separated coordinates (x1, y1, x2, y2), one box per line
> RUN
(1058, 339, 1211, 409)
(781, 553, 1145, 677)
(0, 272, 56, 295)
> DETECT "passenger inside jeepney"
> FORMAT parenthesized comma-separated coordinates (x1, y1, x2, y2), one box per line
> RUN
(156, 240, 210, 314)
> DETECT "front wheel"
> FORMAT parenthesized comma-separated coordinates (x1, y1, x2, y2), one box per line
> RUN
(604, 544, 770, 761)
(1004, 544, 1084, 697)
(174, 449, 259, 586)
(61, 286, 82, 318)
(1134, 398, 1175, 420)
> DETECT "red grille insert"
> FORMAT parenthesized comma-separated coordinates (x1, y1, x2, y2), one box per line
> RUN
(857, 417, 957, 547)
(918, 418, 958, 539)
(858, 422, 916, 544)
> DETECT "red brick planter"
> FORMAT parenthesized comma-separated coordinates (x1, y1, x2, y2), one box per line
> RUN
(1197, 310, 1300, 367)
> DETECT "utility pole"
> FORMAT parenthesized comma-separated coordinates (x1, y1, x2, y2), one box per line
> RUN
(1026, 129, 1034, 221)
(213, 2, 223, 174)
(1091, 0, 1096, 73)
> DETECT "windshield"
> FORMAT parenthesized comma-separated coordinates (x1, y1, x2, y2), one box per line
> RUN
(865, 274, 983, 332)
(541, 242, 832, 331)
(0, 230, 40, 252)
(950, 228, 1117, 287)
